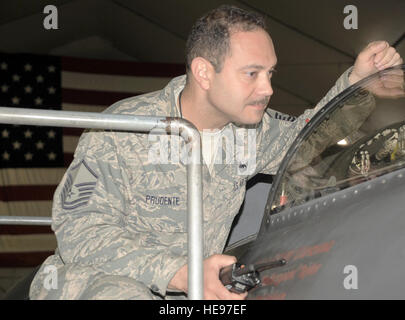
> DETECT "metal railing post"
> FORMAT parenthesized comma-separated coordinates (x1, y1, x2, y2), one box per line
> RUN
(0, 106, 204, 300)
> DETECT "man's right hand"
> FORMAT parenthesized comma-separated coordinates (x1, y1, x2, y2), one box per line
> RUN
(168, 254, 248, 300)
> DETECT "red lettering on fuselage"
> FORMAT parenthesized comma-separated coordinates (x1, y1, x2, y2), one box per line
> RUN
(257, 240, 335, 264)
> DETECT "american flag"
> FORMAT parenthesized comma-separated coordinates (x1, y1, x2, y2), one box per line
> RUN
(0, 52, 184, 267)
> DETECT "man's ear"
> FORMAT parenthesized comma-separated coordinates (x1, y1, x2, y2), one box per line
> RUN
(190, 57, 214, 90)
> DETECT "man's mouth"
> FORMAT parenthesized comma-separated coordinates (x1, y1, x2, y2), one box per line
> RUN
(248, 104, 267, 109)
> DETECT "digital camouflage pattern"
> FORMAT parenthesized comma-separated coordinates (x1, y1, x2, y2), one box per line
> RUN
(30, 68, 354, 299)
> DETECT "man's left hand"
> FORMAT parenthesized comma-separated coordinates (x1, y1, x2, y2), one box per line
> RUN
(349, 41, 403, 85)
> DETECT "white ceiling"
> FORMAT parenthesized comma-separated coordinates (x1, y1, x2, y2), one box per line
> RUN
(0, 0, 404, 115)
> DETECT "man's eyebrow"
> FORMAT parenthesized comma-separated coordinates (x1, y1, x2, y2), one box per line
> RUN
(239, 63, 278, 71)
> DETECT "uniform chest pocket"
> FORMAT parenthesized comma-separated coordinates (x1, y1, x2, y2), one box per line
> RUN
(128, 168, 187, 233)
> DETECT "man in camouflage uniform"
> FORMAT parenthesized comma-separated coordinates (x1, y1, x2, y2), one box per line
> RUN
(29, 5, 403, 300)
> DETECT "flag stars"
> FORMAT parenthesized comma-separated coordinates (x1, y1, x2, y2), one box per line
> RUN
(24, 85, 32, 94)
(24, 129, 33, 138)
(11, 96, 20, 105)
(12, 141, 22, 150)
(1, 129, 9, 138)
(36, 140, 45, 150)
(47, 130, 56, 139)
(24, 152, 33, 161)
(0, 60, 62, 166)
(2, 151, 10, 161)
(48, 152, 56, 160)
(35, 97, 43, 105)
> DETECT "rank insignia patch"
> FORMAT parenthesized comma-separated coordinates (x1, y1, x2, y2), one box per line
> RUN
(61, 160, 98, 210)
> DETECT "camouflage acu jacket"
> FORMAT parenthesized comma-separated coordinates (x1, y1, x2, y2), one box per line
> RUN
(30, 68, 354, 299)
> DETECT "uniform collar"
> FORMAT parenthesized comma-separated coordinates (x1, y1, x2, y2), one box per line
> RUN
(164, 74, 187, 118)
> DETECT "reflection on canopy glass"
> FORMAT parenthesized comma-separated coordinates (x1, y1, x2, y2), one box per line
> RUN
(270, 65, 405, 214)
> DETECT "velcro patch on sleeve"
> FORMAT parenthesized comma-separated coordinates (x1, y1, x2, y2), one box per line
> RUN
(61, 160, 98, 211)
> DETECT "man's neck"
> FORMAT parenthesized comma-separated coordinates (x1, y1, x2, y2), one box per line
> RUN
(180, 85, 229, 131)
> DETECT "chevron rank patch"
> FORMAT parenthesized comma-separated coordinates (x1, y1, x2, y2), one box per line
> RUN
(61, 160, 98, 210)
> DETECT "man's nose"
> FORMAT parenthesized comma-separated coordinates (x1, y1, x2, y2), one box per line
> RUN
(257, 76, 273, 97)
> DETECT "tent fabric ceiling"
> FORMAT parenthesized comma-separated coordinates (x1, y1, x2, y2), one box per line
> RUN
(0, 0, 404, 115)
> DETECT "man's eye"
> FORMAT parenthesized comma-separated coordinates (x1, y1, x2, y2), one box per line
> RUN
(247, 72, 257, 77)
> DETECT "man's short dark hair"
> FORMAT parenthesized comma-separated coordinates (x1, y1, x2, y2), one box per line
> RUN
(185, 5, 267, 73)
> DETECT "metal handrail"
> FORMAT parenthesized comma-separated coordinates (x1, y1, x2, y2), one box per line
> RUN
(0, 216, 52, 225)
(0, 106, 204, 300)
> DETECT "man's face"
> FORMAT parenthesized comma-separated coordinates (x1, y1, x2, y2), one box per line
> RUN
(207, 28, 277, 126)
